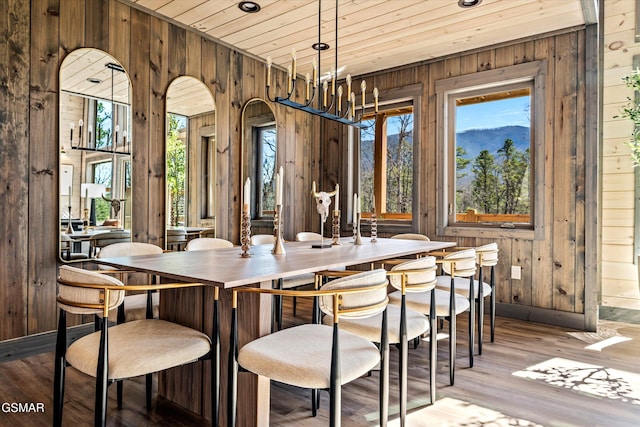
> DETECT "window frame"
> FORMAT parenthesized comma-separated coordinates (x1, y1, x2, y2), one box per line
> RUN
(351, 84, 422, 232)
(435, 60, 548, 239)
(253, 123, 277, 219)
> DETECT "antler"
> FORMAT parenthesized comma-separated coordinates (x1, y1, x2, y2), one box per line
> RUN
(311, 181, 338, 198)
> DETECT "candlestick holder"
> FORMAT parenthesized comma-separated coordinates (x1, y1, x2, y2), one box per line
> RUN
(272, 204, 286, 255)
(370, 207, 377, 243)
(65, 206, 73, 235)
(354, 213, 363, 245)
(82, 208, 90, 234)
(240, 210, 252, 258)
(331, 210, 341, 245)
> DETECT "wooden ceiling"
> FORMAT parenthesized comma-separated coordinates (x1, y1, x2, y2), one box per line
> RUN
(124, 0, 592, 80)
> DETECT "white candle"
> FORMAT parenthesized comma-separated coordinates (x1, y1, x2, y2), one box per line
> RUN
(291, 48, 297, 78)
(357, 194, 361, 214)
(266, 56, 272, 87)
(361, 80, 367, 108)
(334, 183, 339, 212)
(275, 171, 280, 207)
(353, 193, 358, 223)
(277, 166, 283, 206)
(244, 177, 251, 212)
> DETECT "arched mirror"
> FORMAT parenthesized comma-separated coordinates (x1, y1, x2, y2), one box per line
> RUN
(165, 76, 216, 251)
(59, 48, 132, 262)
(241, 99, 277, 222)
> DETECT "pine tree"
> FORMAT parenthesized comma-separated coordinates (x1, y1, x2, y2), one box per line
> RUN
(471, 150, 499, 213)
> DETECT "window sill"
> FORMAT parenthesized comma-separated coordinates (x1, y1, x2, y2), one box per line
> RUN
(442, 225, 535, 240)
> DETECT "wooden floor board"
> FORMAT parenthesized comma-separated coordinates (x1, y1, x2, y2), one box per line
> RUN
(0, 297, 639, 426)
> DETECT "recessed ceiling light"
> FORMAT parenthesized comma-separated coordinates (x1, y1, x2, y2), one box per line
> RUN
(87, 77, 102, 84)
(312, 42, 330, 51)
(238, 1, 261, 13)
(458, 0, 482, 8)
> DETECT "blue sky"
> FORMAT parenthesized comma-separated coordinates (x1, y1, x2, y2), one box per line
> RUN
(456, 96, 530, 132)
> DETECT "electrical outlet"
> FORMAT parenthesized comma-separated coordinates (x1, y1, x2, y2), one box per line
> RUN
(511, 265, 521, 280)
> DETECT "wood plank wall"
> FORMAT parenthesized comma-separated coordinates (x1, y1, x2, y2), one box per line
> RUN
(0, 0, 593, 341)
(0, 0, 316, 340)
(322, 29, 594, 326)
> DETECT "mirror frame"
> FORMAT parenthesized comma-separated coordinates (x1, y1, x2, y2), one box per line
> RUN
(240, 98, 277, 223)
(58, 48, 132, 263)
(164, 76, 216, 250)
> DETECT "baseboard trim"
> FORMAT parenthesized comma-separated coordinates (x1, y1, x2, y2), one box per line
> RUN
(0, 324, 94, 364)
(599, 305, 640, 324)
(496, 303, 589, 331)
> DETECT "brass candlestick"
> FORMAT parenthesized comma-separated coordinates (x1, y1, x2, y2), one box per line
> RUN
(272, 204, 286, 255)
(65, 206, 73, 235)
(332, 210, 341, 245)
(240, 210, 251, 258)
(354, 213, 363, 245)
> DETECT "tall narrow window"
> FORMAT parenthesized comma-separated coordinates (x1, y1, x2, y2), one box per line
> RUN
(167, 113, 187, 226)
(91, 160, 112, 224)
(255, 124, 277, 217)
(359, 105, 414, 220)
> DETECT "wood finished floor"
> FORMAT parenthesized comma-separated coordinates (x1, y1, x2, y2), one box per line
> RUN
(1, 296, 639, 426)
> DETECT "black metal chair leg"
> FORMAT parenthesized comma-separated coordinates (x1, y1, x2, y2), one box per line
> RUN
(399, 300, 407, 427)
(95, 317, 109, 427)
(117, 380, 123, 408)
(468, 277, 475, 368)
(429, 289, 437, 405)
(380, 309, 389, 427)
(490, 266, 496, 342)
(146, 373, 152, 411)
(53, 310, 67, 427)
(311, 389, 319, 417)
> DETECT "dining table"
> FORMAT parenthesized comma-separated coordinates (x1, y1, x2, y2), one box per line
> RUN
(94, 236, 456, 425)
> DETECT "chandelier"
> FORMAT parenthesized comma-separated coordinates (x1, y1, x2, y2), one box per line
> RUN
(265, 0, 378, 128)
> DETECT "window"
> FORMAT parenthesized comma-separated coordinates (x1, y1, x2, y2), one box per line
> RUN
(359, 104, 414, 220)
(91, 160, 112, 224)
(454, 85, 531, 225)
(254, 124, 277, 217)
(436, 61, 547, 237)
(167, 113, 187, 226)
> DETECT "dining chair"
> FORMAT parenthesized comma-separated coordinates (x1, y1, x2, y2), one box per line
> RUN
(320, 257, 438, 426)
(198, 227, 216, 238)
(53, 265, 216, 427)
(185, 237, 233, 251)
(249, 234, 275, 245)
(166, 228, 188, 251)
(390, 248, 476, 386)
(390, 233, 431, 241)
(89, 230, 131, 257)
(228, 269, 390, 427)
(435, 242, 498, 353)
(60, 234, 89, 261)
(96, 242, 164, 410)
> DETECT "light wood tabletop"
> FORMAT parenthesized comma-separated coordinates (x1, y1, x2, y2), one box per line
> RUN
(93, 237, 456, 426)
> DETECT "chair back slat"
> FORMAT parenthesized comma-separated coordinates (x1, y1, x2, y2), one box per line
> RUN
(441, 248, 477, 278)
(389, 256, 437, 293)
(185, 237, 233, 251)
(476, 243, 499, 266)
(58, 265, 125, 315)
(319, 269, 389, 320)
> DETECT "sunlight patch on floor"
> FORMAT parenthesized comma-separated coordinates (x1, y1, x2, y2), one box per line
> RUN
(513, 357, 640, 405)
(584, 335, 632, 351)
(383, 397, 542, 426)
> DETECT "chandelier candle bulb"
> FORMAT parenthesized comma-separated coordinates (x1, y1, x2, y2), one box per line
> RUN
(361, 80, 366, 108)
(350, 92, 356, 120)
(323, 81, 328, 108)
(337, 86, 343, 114)
(291, 48, 296, 78)
(266, 56, 272, 87)
(305, 73, 311, 101)
(78, 119, 83, 143)
(287, 65, 292, 94)
(88, 124, 92, 144)
(115, 125, 120, 145)
(331, 66, 336, 95)
(346, 74, 352, 99)
(373, 87, 379, 113)
(312, 57, 318, 88)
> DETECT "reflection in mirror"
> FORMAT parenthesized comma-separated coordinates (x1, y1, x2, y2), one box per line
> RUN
(241, 99, 276, 219)
(165, 77, 216, 249)
(59, 48, 132, 262)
